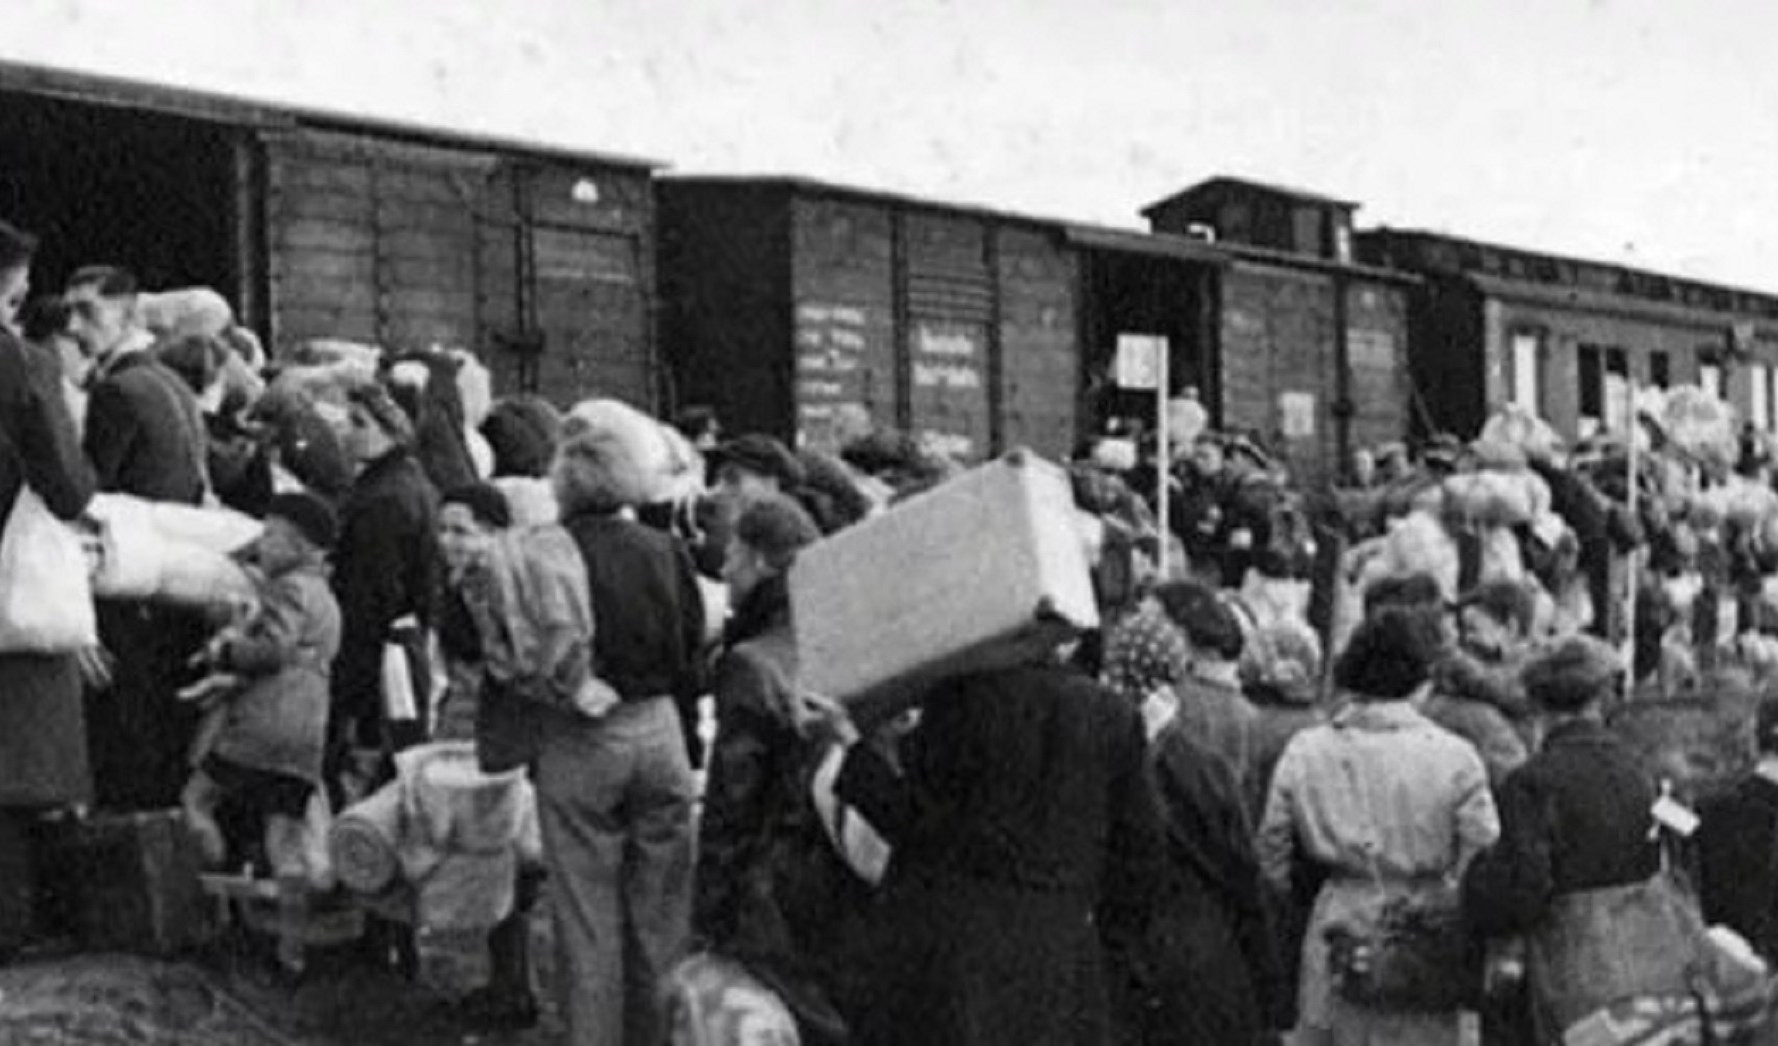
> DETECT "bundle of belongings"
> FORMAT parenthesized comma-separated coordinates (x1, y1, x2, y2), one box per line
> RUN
(329, 742, 543, 933)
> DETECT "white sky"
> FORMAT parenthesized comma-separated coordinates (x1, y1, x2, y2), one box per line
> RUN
(5, 0, 1776, 288)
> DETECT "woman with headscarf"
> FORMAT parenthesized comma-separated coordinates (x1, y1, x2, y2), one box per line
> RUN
(1257, 608, 1499, 1046)
(1124, 613, 1291, 1044)
(428, 481, 543, 1032)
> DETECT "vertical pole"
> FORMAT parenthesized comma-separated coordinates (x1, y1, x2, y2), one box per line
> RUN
(1157, 337, 1172, 579)
(1624, 377, 1640, 700)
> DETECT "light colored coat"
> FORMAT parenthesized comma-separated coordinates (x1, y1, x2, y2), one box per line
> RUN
(1257, 700, 1499, 1044)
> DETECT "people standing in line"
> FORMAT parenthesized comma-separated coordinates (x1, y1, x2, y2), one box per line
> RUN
(16, 296, 86, 436)
(1422, 580, 1537, 789)
(66, 265, 212, 811)
(694, 494, 866, 1046)
(1155, 580, 1263, 803)
(0, 220, 97, 959)
(1463, 637, 1673, 1044)
(1258, 609, 1499, 1046)
(1696, 697, 1778, 965)
(157, 331, 275, 517)
(329, 380, 441, 792)
(1134, 693, 1290, 1044)
(543, 422, 706, 1046)
(818, 656, 1164, 1046)
(428, 481, 543, 1033)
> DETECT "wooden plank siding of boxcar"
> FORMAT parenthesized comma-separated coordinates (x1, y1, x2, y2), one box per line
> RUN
(790, 196, 900, 450)
(995, 226, 1078, 461)
(1343, 279, 1413, 456)
(263, 130, 487, 353)
(903, 211, 995, 463)
(1218, 262, 1340, 480)
(520, 167, 657, 409)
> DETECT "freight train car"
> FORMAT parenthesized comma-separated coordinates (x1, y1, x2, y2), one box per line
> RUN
(658, 176, 1084, 462)
(660, 175, 1414, 483)
(1141, 178, 1416, 484)
(1360, 228, 1778, 443)
(0, 60, 660, 409)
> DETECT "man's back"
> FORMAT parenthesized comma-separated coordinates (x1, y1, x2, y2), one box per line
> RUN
(85, 353, 205, 503)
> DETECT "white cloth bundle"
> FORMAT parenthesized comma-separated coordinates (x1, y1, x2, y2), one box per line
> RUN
(1441, 469, 1552, 526)
(1478, 404, 1564, 462)
(491, 476, 559, 527)
(85, 494, 262, 608)
(140, 287, 234, 340)
(0, 488, 97, 653)
(1699, 478, 1778, 528)
(331, 742, 539, 931)
(564, 398, 702, 506)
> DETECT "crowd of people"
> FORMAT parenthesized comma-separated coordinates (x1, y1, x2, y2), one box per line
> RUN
(5, 203, 1778, 1046)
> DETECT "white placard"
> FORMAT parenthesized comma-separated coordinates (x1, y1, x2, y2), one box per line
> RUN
(1279, 391, 1316, 439)
(1114, 334, 1167, 390)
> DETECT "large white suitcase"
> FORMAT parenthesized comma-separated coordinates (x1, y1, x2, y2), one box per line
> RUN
(790, 449, 1099, 722)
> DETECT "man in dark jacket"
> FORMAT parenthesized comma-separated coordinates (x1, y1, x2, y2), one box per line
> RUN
(66, 265, 212, 810)
(1464, 637, 1665, 1043)
(1696, 697, 1778, 963)
(68, 267, 206, 504)
(0, 221, 97, 955)
(695, 494, 866, 1045)
(827, 659, 1163, 1046)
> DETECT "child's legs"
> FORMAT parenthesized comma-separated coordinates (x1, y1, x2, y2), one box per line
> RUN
(181, 770, 227, 867)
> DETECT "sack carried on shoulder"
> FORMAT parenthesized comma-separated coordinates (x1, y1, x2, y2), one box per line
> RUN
(1327, 884, 1479, 1013)
(0, 486, 96, 653)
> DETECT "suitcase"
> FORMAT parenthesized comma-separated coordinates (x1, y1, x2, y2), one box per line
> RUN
(58, 809, 214, 955)
(790, 449, 1099, 723)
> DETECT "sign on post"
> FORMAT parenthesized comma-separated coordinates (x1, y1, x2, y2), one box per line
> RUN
(1114, 334, 1167, 391)
(1114, 334, 1171, 576)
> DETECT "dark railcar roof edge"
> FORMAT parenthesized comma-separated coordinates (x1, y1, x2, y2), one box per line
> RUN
(0, 58, 664, 171)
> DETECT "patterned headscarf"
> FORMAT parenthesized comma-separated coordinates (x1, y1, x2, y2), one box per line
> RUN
(1101, 601, 1191, 706)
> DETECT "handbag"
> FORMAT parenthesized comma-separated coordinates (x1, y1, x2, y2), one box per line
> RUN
(1327, 876, 1480, 1013)
(0, 484, 97, 653)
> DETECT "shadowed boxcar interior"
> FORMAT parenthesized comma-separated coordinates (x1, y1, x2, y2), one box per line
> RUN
(0, 91, 240, 298)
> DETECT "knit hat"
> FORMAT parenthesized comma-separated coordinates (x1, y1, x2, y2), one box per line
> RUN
(1336, 607, 1441, 700)
(1523, 635, 1623, 713)
(441, 483, 513, 530)
(482, 396, 564, 479)
(734, 493, 821, 569)
(265, 491, 339, 551)
(712, 434, 806, 489)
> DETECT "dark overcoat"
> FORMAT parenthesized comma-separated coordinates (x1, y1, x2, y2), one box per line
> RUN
(694, 575, 866, 1045)
(1131, 724, 1287, 1045)
(834, 664, 1163, 1046)
(330, 447, 440, 739)
(0, 332, 96, 808)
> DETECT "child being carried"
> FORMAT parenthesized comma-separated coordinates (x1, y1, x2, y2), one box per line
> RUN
(179, 492, 342, 882)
